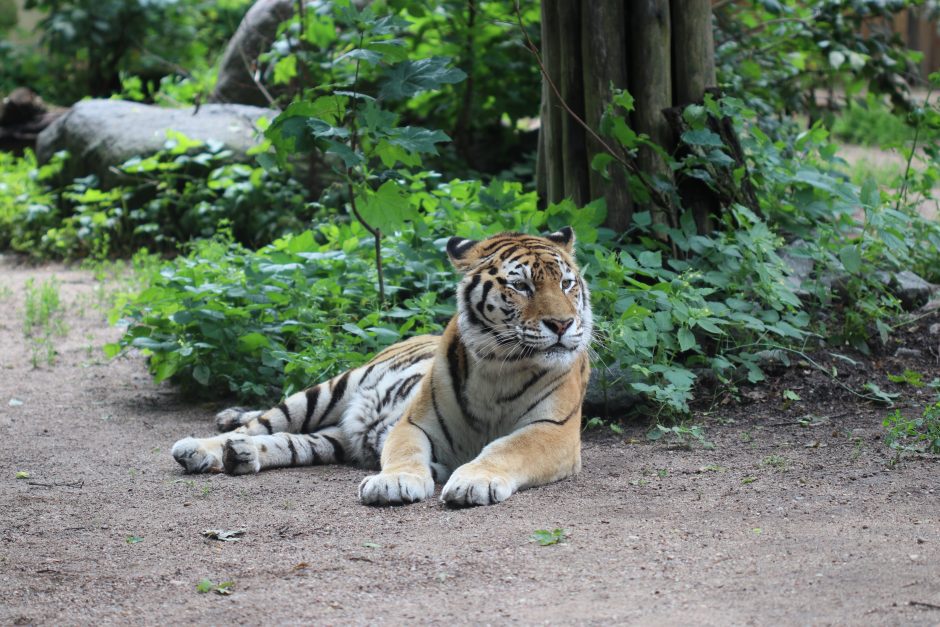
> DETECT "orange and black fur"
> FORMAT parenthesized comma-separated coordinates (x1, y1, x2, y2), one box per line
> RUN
(172, 228, 592, 506)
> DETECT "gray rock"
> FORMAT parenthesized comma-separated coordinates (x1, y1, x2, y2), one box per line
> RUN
(584, 366, 642, 417)
(210, 0, 294, 107)
(893, 347, 922, 359)
(876, 270, 936, 310)
(36, 99, 275, 186)
(779, 240, 814, 297)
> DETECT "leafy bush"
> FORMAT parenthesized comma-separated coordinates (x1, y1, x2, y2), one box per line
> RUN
(0, 150, 60, 253)
(4, 0, 250, 104)
(0, 134, 312, 260)
(108, 179, 549, 400)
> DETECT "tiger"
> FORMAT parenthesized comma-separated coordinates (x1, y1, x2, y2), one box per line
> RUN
(171, 227, 592, 506)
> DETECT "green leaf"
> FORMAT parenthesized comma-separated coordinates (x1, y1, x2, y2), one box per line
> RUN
(839, 244, 862, 274)
(677, 327, 697, 352)
(530, 528, 566, 546)
(357, 180, 418, 234)
(379, 57, 466, 100)
(193, 365, 211, 386)
(591, 153, 614, 178)
(681, 129, 724, 148)
(385, 126, 451, 155)
(238, 332, 271, 352)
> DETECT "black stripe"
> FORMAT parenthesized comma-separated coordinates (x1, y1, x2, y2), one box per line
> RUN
(476, 280, 494, 316)
(320, 370, 351, 424)
(258, 416, 274, 434)
(277, 402, 291, 427)
(529, 404, 580, 426)
(389, 350, 435, 371)
(395, 373, 425, 401)
(446, 336, 482, 432)
(407, 417, 438, 464)
(360, 361, 378, 382)
(322, 434, 345, 464)
(430, 383, 456, 453)
(497, 368, 548, 403)
(513, 372, 569, 423)
(301, 386, 321, 433)
(304, 435, 322, 464)
(286, 436, 298, 465)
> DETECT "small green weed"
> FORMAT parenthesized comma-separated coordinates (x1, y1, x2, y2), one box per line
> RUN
(125, 535, 144, 544)
(22, 277, 67, 367)
(646, 423, 713, 449)
(530, 528, 567, 546)
(883, 402, 940, 456)
(761, 454, 789, 471)
(0, 285, 12, 300)
(887, 370, 925, 388)
(196, 579, 234, 595)
(15, 471, 29, 479)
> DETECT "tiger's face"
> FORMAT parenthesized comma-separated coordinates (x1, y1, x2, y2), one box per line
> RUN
(446, 227, 592, 367)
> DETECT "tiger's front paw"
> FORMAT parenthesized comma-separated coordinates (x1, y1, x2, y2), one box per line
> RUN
(358, 472, 434, 506)
(222, 438, 261, 475)
(171, 437, 223, 474)
(441, 465, 514, 506)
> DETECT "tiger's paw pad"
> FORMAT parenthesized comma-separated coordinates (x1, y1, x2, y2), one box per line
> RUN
(215, 408, 261, 432)
(222, 438, 260, 475)
(441, 470, 513, 507)
(358, 472, 434, 505)
(171, 437, 222, 474)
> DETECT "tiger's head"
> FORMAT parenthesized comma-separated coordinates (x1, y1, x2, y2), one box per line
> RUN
(446, 227, 592, 367)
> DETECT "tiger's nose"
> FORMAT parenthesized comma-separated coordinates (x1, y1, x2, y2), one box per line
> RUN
(543, 317, 574, 336)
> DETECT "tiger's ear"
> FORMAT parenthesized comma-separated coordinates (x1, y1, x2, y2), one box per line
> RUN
(446, 236, 481, 271)
(545, 226, 575, 252)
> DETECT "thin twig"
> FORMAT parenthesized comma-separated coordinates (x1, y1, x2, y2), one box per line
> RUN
(343, 32, 385, 305)
(896, 84, 934, 213)
(27, 480, 84, 488)
(237, 45, 279, 110)
(909, 601, 940, 611)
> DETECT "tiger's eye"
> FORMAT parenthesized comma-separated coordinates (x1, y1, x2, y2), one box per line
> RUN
(561, 279, 574, 290)
(510, 281, 531, 294)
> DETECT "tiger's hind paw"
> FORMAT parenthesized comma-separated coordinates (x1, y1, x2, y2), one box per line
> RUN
(215, 408, 262, 432)
(171, 437, 222, 474)
(222, 438, 261, 475)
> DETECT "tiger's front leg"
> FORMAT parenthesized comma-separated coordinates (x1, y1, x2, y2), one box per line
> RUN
(358, 413, 437, 506)
(440, 408, 582, 507)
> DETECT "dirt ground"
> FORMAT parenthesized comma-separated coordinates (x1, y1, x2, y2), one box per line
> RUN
(1, 258, 939, 626)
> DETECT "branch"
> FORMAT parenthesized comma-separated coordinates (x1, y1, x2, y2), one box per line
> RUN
(237, 45, 279, 110)
(344, 31, 385, 306)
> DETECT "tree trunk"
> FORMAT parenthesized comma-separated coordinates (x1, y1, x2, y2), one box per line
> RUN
(628, 0, 674, 227)
(537, 0, 718, 235)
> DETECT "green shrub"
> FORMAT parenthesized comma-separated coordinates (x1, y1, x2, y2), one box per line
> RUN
(1, 134, 312, 260)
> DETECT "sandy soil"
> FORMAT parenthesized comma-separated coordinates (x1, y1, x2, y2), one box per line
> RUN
(1, 258, 939, 626)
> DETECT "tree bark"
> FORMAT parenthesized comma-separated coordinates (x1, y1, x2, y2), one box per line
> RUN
(581, 0, 633, 232)
(671, 0, 719, 233)
(627, 0, 674, 227)
(537, 0, 565, 206)
(536, 0, 720, 236)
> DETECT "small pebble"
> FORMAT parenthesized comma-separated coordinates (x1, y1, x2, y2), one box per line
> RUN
(929, 322, 940, 336)
(893, 347, 922, 358)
